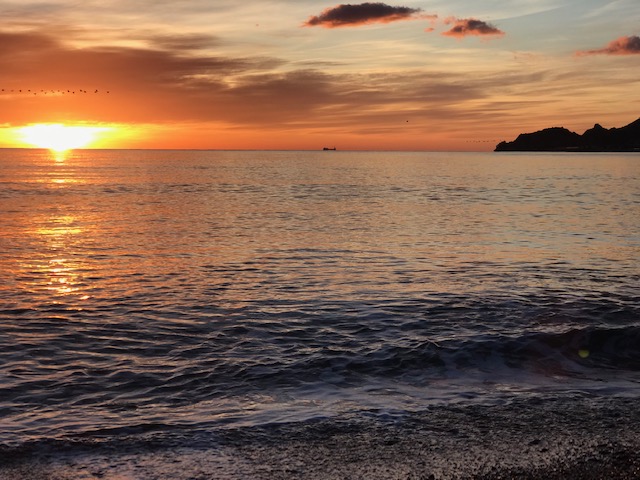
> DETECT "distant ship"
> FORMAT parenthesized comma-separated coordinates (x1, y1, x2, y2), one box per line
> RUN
(323, 147, 336, 151)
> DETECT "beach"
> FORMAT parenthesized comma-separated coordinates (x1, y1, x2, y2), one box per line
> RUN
(2, 395, 639, 479)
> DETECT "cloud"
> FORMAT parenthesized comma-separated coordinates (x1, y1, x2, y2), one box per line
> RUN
(0, 30, 60, 53)
(8, 24, 636, 148)
(0, 27, 495, 131)
(577, 35, 640, 56)
(148, 33, 223, 51)
(304, 3, 423, 28)
(442, 18, 505, 38)
(0, 28, 284, 124)
(0, 30, 272, 88)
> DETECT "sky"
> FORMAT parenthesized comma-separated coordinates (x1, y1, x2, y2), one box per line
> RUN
(0, 0, 638, 150)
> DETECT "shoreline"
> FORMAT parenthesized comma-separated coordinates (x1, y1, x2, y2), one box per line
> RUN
(2, 395, 639, 479)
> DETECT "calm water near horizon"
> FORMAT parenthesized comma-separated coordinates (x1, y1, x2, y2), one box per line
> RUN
(0, 149, 639, 448)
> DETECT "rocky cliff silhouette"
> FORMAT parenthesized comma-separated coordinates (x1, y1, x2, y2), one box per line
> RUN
(495, 117, 640, 152)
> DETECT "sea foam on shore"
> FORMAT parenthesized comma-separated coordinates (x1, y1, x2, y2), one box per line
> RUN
(2, 395, 639, 480)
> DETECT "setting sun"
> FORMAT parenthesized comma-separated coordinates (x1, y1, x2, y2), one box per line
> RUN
(18, 124, 110, 151)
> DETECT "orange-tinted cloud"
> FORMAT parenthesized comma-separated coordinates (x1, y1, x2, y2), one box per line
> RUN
(442, 18, 504, 38)
(9, 25, 633, 151)
(0, 28, 285, 124)
(0, 27, 496, 134)
(577, 35, 640, 56)
(304, 3, 423, 28)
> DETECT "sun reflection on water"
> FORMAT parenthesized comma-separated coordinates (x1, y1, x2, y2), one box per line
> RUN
(46, 258, 81, 295)
(19, 154, 94, 302)
(33, 217, 85, 297)
(36, 215, 84, 238)
(51, 149, 69, 163)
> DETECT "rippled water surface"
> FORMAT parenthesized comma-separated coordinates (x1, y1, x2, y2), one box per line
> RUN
(0, 149, 639, 446)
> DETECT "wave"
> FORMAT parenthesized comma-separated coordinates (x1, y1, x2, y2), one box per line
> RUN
(274, 324, 640, 386)
(1, 294, 639, 447)
(1, 298, 639, 408)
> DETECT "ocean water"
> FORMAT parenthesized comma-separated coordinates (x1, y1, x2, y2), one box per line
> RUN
(0, 149, 639, 449)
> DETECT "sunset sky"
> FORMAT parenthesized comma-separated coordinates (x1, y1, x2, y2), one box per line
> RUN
(0, 0, 638, 150)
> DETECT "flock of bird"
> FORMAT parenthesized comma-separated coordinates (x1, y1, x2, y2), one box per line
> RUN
(0, 88, 110, 95)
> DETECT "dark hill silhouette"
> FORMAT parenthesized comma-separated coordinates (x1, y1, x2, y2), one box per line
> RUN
(495, 118, 640, 152)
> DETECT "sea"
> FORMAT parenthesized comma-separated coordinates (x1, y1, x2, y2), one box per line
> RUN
(0, 149, 639, 454)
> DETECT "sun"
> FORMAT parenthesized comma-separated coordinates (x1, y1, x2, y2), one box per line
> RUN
(18, 124, 110, 151)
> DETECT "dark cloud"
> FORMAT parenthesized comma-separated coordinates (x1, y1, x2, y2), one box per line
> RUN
(304, 3, 423, 28)
(577, 35, 640, 56)
(442, 18, 504, 38)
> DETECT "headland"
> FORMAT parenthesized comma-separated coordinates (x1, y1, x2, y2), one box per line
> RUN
(495, 117, 640, 152)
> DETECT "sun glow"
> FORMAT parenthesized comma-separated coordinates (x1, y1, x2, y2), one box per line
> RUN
(18, 124, 111, 151)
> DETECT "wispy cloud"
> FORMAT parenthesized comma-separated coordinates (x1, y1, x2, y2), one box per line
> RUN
(304, 3, 424, 28)
(576, 35, 640, 56)
(1, 20, 636, 150)
(0, 28, 283, 124)
(148, 33, 223, 51)
(441, 18, 505, 39)
(0, 26, 499, 129)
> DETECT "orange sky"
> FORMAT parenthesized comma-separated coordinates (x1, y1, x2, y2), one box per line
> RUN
(0, 1, 638, 150)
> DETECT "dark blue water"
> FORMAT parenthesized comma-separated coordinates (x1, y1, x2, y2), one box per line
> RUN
(1, 149, 639, 448)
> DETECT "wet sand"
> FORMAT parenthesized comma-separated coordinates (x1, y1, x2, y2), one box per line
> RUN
(2, 395, 639, 479)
